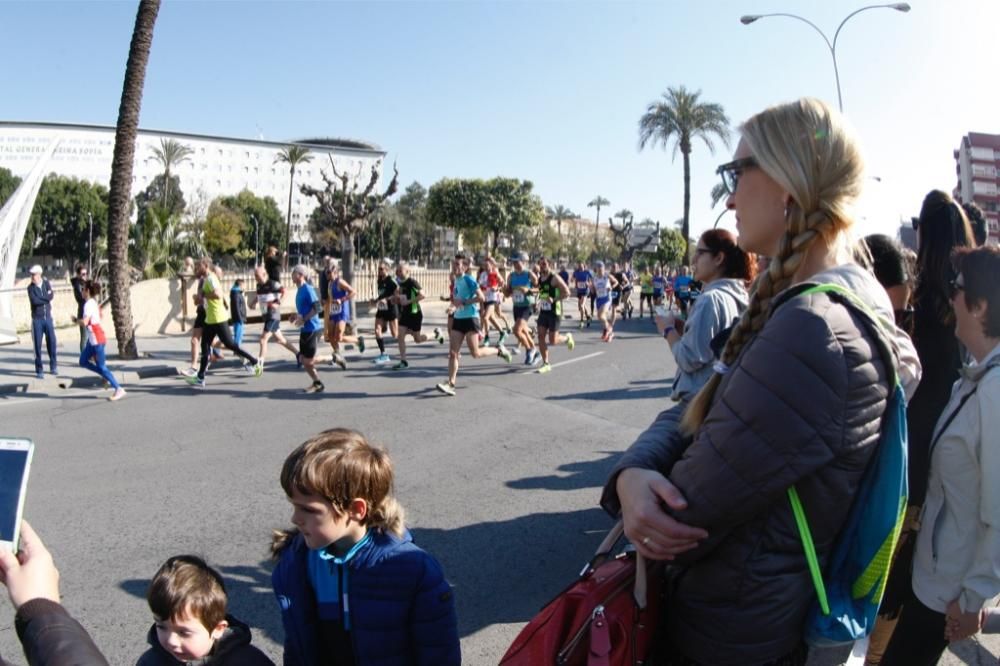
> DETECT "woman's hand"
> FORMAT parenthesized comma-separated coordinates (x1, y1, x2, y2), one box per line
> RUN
(0, 522, 60, 610)
(616, 468, 708, 560)
(654, 312, 676, 336)
(945, 599, 982, 642)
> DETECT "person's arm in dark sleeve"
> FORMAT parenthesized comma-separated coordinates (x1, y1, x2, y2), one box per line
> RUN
(27, 284, 46, 309)
(15, 598, 109, 666)
(409, 554, 460, 666)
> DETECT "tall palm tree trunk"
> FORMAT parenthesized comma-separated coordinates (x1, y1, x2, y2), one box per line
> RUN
(594, 204, 601, 243)
(284, 166, 295, 267)
(682, 148, 692, 266)
(107, 0, 160, 359)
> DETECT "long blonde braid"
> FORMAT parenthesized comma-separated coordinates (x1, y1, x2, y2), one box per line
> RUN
(681, 98, 864, 434)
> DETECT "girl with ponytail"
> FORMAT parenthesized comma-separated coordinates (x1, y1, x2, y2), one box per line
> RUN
(600, 98, 920, 666)
(271, 428, 459, 665)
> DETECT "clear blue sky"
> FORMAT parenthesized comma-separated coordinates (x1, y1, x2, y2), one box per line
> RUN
(3, 0, 997, 241)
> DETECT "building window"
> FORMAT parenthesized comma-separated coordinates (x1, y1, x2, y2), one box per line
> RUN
(971, 146, 995, 161)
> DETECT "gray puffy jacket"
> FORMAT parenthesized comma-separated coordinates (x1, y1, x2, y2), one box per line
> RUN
(602, 269, 906, 665)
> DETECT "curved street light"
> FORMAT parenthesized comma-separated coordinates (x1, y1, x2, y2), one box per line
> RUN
(740, 3, 910, 111)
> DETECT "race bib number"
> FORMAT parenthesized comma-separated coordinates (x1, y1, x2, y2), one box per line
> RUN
(576, 281, 588, 290)
(597, 288, 609, 298)
(377, 301, 388, 311)
(513, 291, 526, 305)
(330, 301, 342, 315)
(539, 299, 552, 311)
(611, 291, 620, 299)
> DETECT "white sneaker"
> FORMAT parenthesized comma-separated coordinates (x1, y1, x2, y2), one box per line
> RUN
(180, 367, 197, 377)
(373, 353, 392, 365)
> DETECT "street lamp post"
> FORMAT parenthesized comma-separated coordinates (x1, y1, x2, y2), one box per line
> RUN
(251, 214, 260, 267)
(740, 3, 910, 111)
(88, 212, 94, 276)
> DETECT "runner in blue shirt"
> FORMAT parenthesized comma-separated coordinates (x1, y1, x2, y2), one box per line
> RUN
(673, 266, 694, 316)
(291, 265, 325, 393)
(435, 254, 512, 395)
(572, 262, 593, 329)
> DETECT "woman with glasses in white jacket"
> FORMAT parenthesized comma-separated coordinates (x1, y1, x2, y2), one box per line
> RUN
(882, 245, 1000, 665)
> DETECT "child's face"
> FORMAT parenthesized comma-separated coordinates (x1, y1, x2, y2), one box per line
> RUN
(154, 611, 226, 662)
(287, 489, 365, 551)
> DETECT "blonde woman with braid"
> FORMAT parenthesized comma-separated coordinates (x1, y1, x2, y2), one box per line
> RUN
(600, 98, 920, 666)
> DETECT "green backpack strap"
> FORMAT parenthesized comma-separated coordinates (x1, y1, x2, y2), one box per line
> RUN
(780, 282, 900, 617)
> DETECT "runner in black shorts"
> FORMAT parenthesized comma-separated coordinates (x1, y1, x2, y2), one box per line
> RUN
(505, 252, 540, 366)
(392, 261, 443, 370)
(534, 257, 575, 373)
(252, 266, 299, 368)
(290, 265, 325, 393)
(181, 280, 224, 377)
(371, 262, 399, 365)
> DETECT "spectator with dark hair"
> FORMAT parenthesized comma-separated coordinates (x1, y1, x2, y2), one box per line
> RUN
(864, 234, 913, 328)
(70, 263, 89, 351)
(962, 201, 988, 247)
(0, 521, 109, 665)
(881, 245, 1000, 665)
(867, 189, 976, 664)
(656, 228, 756, 404)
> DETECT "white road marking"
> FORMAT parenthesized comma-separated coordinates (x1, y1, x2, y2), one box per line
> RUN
(520, 351, 604, 374)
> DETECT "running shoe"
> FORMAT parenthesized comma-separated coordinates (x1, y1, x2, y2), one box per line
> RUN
(373, 353, 391, 365)
(392, 360, 409, 370)
(523, 350, 532, 366)
(180, 367, 198, 377)
(497, 331, 507, 346)
(334, 354, 347, 370)
(435, 382, 456, 396)
(253, 360, 264, 377)
(243, 362, 256, 375)
(304, 381, 325, 394)
(35, 372, 44, 380)
(109, 388, 127, 401)
(607, 331, 615, 342)
(537, 363, 552, 374)
(185, 375, 206, 389)
(497, 346, 512, 363)
(357, 336, 366, 353)
(482, 337, 492, 348)
(530, 349, 542, 366)
(433, 327, 445, 344)
(578, 320, 585, 330)
(601, 329, 609, 342)
(566, 333, 575, 351)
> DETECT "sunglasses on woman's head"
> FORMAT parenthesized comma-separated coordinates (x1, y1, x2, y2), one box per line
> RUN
(716, 157, 758, 196)
(949, 275, 965, 298)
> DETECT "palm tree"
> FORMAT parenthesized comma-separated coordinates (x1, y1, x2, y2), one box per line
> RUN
(613, 208, 633, 230)
(150, 137, 193, 208)
(639, 85, 730, 264)
(710, 182, 730, 228)
(545, 204, 574, 237)
(588, 195, 610, 243)
(106, 0, 161, 359)
(274, 145, 312, 263)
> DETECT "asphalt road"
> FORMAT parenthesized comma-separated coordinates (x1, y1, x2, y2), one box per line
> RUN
(0, 309, 996, 666)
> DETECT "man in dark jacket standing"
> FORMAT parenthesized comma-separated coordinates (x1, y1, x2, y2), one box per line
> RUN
(26, 265, 57, 379)
(69, 263, 88, 352)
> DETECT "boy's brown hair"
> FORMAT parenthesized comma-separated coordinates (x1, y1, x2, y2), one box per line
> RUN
(279, 428, 405, 537)
(147, 555, 227, 631)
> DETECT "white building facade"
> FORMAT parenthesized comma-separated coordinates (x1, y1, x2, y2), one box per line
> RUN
(0, 121, 386, 245)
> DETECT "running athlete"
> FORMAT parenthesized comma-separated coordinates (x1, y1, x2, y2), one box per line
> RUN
(185, 257, 262, 388)
(371, 262, 398, 365)
(252, 266, 299, 367)
(534, 257, 575, 373)
(478, 257, 507, 348)
(590, 261, 620, 342)
(392, 261, 444, 370)
(78, 280, 126, 401)
(652, 265, 668, 311)
(289, 265, 325, 393)
(673, 265, 694, 316)
(572, 262, 593, 329)
(505, 252, 539, 365)
(325, 263, 365, 369)
(611, 263, 630, 326)
(638, 265, 654, 318)
(181, 277, 224, 377)
(435, 255, 512, 396)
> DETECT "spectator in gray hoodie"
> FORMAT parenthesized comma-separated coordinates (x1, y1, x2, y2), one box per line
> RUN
(656, 228, 755, 403)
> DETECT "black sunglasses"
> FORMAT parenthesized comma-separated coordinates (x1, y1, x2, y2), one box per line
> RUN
(716, 157, 759, 195)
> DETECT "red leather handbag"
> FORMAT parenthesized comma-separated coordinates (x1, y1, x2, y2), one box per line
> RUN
(500, 521, 663, 666)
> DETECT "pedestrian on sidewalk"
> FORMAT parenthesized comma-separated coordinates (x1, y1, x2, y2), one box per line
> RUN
(78, 281, 126, 401)
(26, 265, 57, 379)
(70, 263, 88, 352)
(230, 279, 247, 346)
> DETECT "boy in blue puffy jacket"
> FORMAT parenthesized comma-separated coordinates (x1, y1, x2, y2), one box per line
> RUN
(271, 429, 460, 666)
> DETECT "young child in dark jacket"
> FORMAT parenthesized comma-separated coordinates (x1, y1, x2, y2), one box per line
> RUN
(271, 428, 460, 666)
(229, 280, 247, 346)
(136, 555, 273, 666)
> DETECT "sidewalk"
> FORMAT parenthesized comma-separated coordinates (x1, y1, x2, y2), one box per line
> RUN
(0, 301, 458, 397)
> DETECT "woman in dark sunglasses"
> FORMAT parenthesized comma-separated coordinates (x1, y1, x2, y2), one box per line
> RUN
(866, 189, 977, 663)
(602, 98, 920, 666)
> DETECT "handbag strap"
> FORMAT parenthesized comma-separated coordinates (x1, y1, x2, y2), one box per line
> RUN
(585, 521, 650, 609)
(787, 487, 830, 615)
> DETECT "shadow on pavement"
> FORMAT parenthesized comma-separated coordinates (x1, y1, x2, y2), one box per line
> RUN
(545, 384, 672, 402)
(506, 452, 618, 492)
